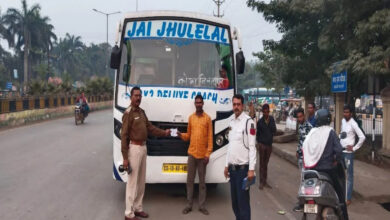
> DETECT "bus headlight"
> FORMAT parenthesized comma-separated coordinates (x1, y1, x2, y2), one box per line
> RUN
(216, 134, 224, 147)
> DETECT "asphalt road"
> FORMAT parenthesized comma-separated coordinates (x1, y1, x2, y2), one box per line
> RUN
(1, 110, 389, 220)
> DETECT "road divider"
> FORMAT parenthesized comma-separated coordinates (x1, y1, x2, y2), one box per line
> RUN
(0, 100, 112, 130)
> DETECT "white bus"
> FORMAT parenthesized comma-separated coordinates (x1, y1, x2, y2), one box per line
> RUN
(110, 11, 245, 183)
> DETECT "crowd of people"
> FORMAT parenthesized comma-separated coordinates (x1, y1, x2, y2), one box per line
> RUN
(120, 87, 365, 220)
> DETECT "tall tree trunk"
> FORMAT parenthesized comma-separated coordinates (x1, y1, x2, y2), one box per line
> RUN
(23, 30, 29, 94)
(47, 49, 50, 80)
(23, 47, 28, 94)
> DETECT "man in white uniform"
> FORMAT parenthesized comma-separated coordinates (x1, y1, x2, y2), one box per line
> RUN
(224, 94, 256, 220)
(341, 105, 366, 205)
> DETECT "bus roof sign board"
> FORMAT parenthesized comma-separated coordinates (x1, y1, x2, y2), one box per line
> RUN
(124, 20, 229, 45)
(331, 71, 347, 93)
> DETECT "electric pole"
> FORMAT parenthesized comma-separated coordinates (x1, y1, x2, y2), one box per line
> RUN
(92, 9, 121, 76)
(213, 0, 225, 17)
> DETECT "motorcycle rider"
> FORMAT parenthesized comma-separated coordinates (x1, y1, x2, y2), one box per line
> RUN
(302, 109, 349, 220)
(76, 92, 89, 117)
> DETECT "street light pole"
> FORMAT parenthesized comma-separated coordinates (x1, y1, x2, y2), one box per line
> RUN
(92, 9, 121, 76)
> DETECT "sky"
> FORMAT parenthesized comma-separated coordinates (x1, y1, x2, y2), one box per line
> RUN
(1, 0, 282, 61)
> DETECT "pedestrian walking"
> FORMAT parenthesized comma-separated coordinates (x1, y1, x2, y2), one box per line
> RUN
(178, 95, 213, 215)
(224, 94, 256, 220)
(341, 105, 366, 206)
(256, 103, 276, 190)
(121, 86, 171, 220)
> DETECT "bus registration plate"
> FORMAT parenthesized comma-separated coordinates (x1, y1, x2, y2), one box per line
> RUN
(162, 163, 187, 173)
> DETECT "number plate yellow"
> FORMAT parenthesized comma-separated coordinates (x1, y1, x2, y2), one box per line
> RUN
(162, 163, 187, 173)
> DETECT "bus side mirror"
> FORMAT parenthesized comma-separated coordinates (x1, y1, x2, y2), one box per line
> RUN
(110, 45, 121, 70)
(236, 51, 245, 74)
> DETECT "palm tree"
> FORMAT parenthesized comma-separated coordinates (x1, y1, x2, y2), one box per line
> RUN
(0, 9, 13, 55)
(54, 33, 84, 76)
(31, 15, 56, 79)
(41, 21, 57, 74)
(3, 0, 42, 92)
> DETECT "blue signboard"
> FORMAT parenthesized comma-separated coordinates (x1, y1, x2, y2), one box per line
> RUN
(6, 82, 12, 90)
(331, 71, 347, 93)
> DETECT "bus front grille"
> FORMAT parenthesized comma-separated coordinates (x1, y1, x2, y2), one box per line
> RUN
(147, 122, 189, 156)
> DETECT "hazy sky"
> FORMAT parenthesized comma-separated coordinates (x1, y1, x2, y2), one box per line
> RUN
(1, 0, 281, 60)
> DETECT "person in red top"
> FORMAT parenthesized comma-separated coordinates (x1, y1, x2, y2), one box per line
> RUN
(76, 92, 87, 103)
(76, 92, 89, 117)
(217, 64, 230, 89)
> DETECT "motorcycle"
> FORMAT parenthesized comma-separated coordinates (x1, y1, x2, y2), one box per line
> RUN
(298, 168, 345, 220)
(74, 103, 85, 125)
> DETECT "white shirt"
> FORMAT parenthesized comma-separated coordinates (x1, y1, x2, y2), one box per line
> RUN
(340, 118, 366, 153)
(225, 112, 257, 170)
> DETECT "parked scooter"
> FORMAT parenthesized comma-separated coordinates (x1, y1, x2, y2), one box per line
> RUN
(298, 132, 348, 220)
(298, 166, 345, 220)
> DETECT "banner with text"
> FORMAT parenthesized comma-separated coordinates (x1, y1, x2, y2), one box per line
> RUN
(124, 20, 230, 45)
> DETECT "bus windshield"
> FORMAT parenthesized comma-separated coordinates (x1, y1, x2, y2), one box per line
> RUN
(119, 20, 233, 89)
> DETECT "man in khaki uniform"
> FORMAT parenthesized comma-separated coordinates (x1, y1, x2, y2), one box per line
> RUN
(121, 86, 170, 220)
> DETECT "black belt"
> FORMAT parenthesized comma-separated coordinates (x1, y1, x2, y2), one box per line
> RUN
(228, 164, 249, 171)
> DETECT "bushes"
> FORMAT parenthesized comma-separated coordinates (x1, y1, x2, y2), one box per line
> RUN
(85, 77, 113, 96)
(27, 76, 113, 97)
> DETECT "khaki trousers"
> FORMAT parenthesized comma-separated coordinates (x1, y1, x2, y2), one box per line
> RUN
(186, 155, 207, 209)
(125, 144, 147, 218)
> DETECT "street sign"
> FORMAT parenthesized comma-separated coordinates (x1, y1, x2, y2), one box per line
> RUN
(13, 69, 18, 79)
(331, 71, 347, 93)
(6, 82, 12, 90)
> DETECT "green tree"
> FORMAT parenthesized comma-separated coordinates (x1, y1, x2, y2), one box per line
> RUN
(3, 0, 43, 91)
(85, 76, 113, 96)
(53, 33, 84, 77)
(254, 50, 286, 99)
(237, 61, 263, 93)
(247, 0, 390, 105)
(0, 8, 13, 53)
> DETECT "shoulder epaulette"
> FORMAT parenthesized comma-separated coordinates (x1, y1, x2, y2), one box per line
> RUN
(125, 106, 132, 113)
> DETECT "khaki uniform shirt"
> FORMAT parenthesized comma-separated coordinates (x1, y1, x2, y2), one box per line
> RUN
(120, 105, 166, 160)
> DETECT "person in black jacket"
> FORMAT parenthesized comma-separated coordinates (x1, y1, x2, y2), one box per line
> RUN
(256, 104, 277, 190)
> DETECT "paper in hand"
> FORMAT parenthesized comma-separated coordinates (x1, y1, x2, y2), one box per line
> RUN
(170, 128, 178, 137)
